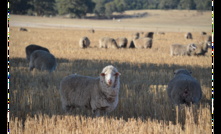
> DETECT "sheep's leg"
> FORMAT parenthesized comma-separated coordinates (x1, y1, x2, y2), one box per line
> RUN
(29, 62, 34, 71)
(92, 109, 100, 117)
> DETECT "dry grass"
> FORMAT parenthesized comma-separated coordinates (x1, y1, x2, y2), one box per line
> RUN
(10, 10, 211, 133)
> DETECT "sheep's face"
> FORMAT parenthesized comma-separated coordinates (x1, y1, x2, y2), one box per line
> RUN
(189, 43, 197, 51)
(100, 65, 121, 87)
(174, 69, 192, 76)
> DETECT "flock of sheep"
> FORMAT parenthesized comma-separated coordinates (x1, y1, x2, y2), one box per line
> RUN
(25, 37, 204, 116)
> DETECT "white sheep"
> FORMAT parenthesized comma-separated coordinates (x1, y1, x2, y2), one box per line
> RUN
(133, 37, 153, 49)
(170, 43, 197, 56)
(59, 65, 121, 116)
(99, 37, 119, 49)
(29, 50, 57, 72)
(167, 69, 202, 106)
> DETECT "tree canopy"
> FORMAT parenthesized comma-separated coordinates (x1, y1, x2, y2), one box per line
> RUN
(11, 0, 211, 18)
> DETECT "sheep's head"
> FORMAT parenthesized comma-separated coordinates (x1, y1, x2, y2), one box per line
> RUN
(100, 65, 121, 87)
(188, 43, 197, 51)
(174, 69, 192, 76)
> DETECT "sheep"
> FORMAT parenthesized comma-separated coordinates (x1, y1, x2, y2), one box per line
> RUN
(194, 41, 210, 56)
(29, 50, 57, 72)
(99, 37, 119, 49)
(19, 27, 28, 31)
(59, 65, 121, 117)
(167, 69, 202, 106)
(132, 32, 140, 39)
(88, 28, 95, 33)
(133, 37, 153, 49)
(25, 44, 50, 62)
(115, 37, 128, 48)
(201, 32, 207, 35)
(79, 36, 90, 48)
(170, 43, 197, 56)
(144, 32, 154, 38)
(185, 32, 193, 39)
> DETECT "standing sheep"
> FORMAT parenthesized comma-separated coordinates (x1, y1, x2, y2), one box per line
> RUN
(79, 36, 90, 48)
(29, 50, 57, 72)
(144, 32, 154, 38)
(170, 43, 197, 56)
(115, 37, 128, 48)
(99, 37, 119, 49)
(19, 27, 28, 31)
(132, 32, 140, 39)
(25, 44, 50, 62)
(59, 65, 121, 116)
(194, 41, 210, 56)
(167, 69, 202, 105)
(185, 32, 193, 39)
(133, 37, 153, 49)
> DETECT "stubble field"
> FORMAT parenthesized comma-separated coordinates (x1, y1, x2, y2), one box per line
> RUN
(10, 10, 211, 134)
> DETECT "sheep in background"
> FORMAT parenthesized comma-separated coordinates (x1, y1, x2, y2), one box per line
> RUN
(25, 44, 50, 62)
(194, 41, 210, 56)
(170, 43, 197, 56)
(88, 28, 95, 33)
(115, 37, 128, 48)
(99, 37, 119, 49)
(19, 27, 28, 31)
(144, 32, 154, 38)
(133, 37, 152, 49)
(79, 36, 90, 48)
(132, 32, 140, 39)
(29, 50, 57, 72)
(167, 69, 202, 106)
(59, 65, 121, 116)
(185, 32, 193, 39)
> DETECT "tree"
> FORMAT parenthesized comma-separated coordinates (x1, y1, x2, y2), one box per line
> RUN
(178, 0, 196, 10)
(11, 0, 31, 14)
(93, 0, 106, 17)
(158, 0, 180, 9)
(28, 0, 56, 16)
(55, 0, 95, 18)
(105, 1, 116, 18)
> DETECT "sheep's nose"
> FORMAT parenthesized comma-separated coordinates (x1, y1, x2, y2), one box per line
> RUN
(107, 80, 112, 85)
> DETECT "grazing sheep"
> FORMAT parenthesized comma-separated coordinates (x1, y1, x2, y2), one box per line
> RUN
(79, 36, 90, 48)
(201, 32, 207, 35)
(88, 29, 95, 33)
(99, 37, 118, 49)
(59, 65, 121, 116)
(170, 43, 197, 56)
(132, 32, 140, 39)
(19, 27, 28, 31)
(167, 69, 202, 105)
(133, 37, 153, 49)
(29, 50, 57, 72)
(25, 44, 50, 62)
(185, 32, 193, 39)
(144, 32, 154, 38)
(115, 37, 128, 48)
(127, 40, 135, 48)
(194, 41, 210, 56)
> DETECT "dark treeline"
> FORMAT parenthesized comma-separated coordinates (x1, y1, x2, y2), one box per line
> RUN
(10, 0, 211, 18)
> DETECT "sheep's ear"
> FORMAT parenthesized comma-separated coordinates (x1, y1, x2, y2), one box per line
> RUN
(100, 73, 105, 76)
(115, 72, 121, 76)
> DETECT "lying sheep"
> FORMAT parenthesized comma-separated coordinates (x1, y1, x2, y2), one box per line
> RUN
(185, 32, 193, 39)
(25, 44, 50, 62)
(59, 65, 121, 116)
(29, 50, 57, 72)
(144, 32, 154, 38)
(115, 37, 128, 48)
(19, 27, 28, 31)
(79, 36, 90, 48)
(170, 43, 197, 56)
(133, 37, 152, 49)
(167, 69, 202, 105)
(88, 28, 95, 33)
(99, 37, 118, 49)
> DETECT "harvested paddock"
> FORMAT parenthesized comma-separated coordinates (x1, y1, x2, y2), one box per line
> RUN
(10, 10, 211, 133)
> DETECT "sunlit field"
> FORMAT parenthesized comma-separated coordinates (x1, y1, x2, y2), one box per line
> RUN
(10, 10, 211, 133)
